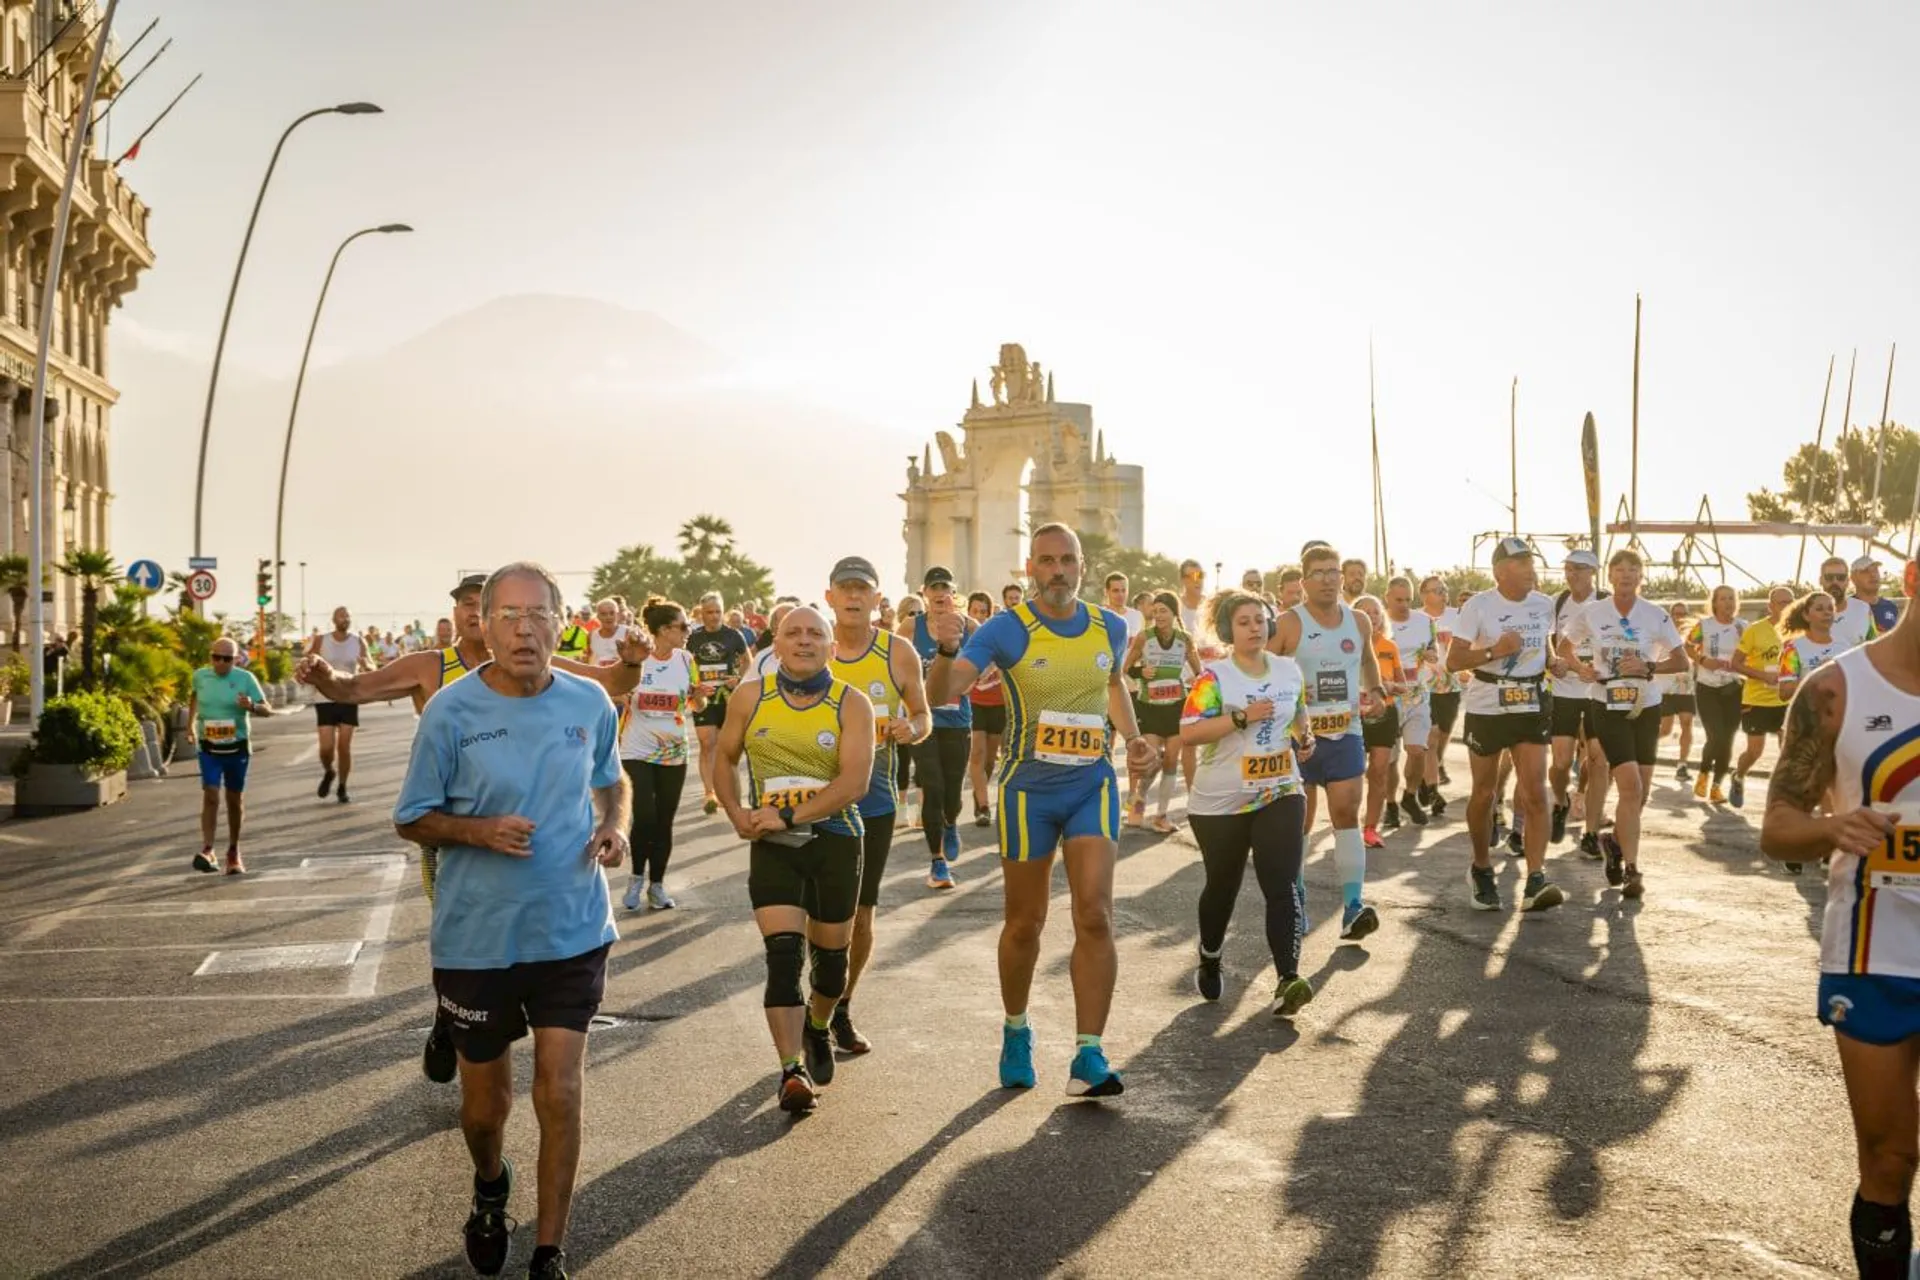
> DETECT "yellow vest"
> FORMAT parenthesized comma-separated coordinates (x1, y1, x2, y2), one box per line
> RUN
(1002, 602, 1116, 779)
(829, 628, 904, 810)
(741, 673, 862, 836)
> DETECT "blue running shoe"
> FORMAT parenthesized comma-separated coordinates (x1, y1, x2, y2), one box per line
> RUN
(927, 857, 956, 890)
(1000, 1024, 1036, 1089)
(1066, 1045, 1124, 1098)
(943, 822, 960, 861)
(1340, 901, 1380, 941)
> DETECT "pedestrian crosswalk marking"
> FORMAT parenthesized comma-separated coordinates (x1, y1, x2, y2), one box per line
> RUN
(194, 941, 364, 975)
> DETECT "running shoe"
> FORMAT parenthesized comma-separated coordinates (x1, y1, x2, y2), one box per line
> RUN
(1580, 831, 1602, 860)
(1693, 772, 1710, 800)
(802, 1019, 835, 1086)
(423, 1019, 457, 1084)
(1439, 765, 1452, 786)
(1425, 787, 1447, 817)
(1470, 865, 1501, 911)
(317, 768, 334, 799)
(646, 882, 675, 910)
(1709, 784, 1727, 805)
(1195, 952, 1223, 1001)
(1362, 826, 1384, 850)
(1621, 867, 1645, 899)
(1727, 775, 1745, 809)
(1550, 801, 1569, 845)
(1401, 790, 1428, 826)
(1066, 1045, 1124, 1098)
(1506, 824, 1524, 856)
(1491, 810, 1509, 848)
(999, 1024, 1036, 1089)
(1340, 902, 1380, 941)
(943, 823, 961, 862)
(1125, 798, 1147, 828)
(702, 795, 719, 815)
(1602, 832, 1625, 887)
(1381, 801, 1400, 832)
(974, 805, 992, 828)
(621, 876, 644, 911)
(1675, 762, 1692, 784)
(830, 1006, 872, 1055)
(528, 1249, 570, 1280)
(778, 1064, 818, 1114)
(927, 857, 956, 890)
(192, 849, 217, 874)
(225, 848, 245, 875)
(463, 1158, 515, 1277)
(336, 789, 351, 805)
(1274, 976, 1314, 1018)
(1784, 861, 1804, 876)
(1520, 871, 1564, 913)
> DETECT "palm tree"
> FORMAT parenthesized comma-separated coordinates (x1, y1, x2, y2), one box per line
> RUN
(57, 547, 118, 680)
(0, 553, 27, 650)
(676, 514, 735, 574)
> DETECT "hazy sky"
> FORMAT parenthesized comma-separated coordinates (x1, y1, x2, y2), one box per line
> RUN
(103, 0, 1920, 619)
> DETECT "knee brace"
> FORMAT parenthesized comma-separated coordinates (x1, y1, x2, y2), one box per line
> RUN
(809, 944, 850, 1001)
(763, 932, 806, 1008)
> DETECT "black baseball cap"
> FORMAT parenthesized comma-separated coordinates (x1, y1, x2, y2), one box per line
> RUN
(450, 572, 486, 600)
(922, 565, 955, 589)
(830, 555, 879, 587)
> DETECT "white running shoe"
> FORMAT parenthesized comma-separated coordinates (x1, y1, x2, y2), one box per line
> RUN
(621, 876, 645, 910)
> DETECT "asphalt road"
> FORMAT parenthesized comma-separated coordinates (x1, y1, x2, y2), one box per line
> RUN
(0, 701, 1859, 1278)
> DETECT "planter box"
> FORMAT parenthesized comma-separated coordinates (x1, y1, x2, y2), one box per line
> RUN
(15, 763, 128, 816)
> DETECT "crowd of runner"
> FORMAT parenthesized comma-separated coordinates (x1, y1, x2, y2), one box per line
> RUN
(158, 532, 1916, 1279)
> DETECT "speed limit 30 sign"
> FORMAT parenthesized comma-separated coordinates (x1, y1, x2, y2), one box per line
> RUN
(186, 570, 217, 601)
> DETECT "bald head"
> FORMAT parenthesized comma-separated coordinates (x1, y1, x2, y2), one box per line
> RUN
(776, 606, 831, 678)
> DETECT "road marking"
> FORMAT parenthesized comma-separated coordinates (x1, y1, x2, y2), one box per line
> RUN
(0, 993, 375, 1004)
(288, 743, 318, 767)
(346, 858, 407, 996)
(195, 941, 364, 975)
(9, 841, 177, 944)
(300, 854, 407, 869)
(75, 896, 385, 916)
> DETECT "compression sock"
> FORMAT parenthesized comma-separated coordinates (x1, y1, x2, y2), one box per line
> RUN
(1851, 1191, 1912, 1279)
(1156, 772, 1175, 815)
(781, 1053, 803, 1070)
(1333, 826, 1366, 910)
(808, 1010, 831, 1032)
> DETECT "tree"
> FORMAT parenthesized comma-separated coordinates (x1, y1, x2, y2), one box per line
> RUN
(1075, 530, 1187, 602)
(1748, 422, 1920, 548)
(589, 522, 776, 614)
(677, 514, 736, 573)
(0, 553, 27, 649)
(57, 547, 118, 680)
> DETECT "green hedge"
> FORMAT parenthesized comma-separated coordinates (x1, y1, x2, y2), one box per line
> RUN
(13, 690, 142, 777)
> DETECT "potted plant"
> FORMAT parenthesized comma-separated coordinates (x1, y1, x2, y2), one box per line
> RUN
(0, 653, 22, 725)
(13, 689, 140, 814)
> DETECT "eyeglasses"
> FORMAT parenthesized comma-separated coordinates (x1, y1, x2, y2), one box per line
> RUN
(493, 606, 559, 627)
(210, 654, 235, 663)
(1305, 568, 1341, 581)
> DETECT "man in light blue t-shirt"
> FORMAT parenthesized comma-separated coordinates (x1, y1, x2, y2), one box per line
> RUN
(393, 562, 631, 1280)
(187, 637, 274, 875)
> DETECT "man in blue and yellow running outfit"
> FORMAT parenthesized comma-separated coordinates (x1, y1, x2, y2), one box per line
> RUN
(927, 524, 1154, 1098)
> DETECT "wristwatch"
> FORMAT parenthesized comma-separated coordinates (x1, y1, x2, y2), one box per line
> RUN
(778, 805, 796, 830)
(1230, 708, 1248, 730)
(936, 642, 960, 658)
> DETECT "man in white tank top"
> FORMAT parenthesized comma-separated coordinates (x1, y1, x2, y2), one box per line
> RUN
(305, 607, 371, 803)
(1761, 555, 1920, 1279)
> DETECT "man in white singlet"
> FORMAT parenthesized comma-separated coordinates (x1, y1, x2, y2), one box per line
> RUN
(587, 596, 636, 666)
(306, 607, 371, 804)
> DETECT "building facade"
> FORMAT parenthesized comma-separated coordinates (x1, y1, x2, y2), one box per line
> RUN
(902, 344, 1143, 593)
(0, 0, 153, 635)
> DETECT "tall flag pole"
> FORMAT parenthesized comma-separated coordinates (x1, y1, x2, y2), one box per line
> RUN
(1867, 343, 1897, 554)
(1794, 355, 1836, 584)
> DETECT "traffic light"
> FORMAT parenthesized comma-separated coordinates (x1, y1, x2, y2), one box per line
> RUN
(256, 558, 272, 608)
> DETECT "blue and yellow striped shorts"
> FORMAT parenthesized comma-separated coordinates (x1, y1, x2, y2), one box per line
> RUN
(996, 764, 1120, 862)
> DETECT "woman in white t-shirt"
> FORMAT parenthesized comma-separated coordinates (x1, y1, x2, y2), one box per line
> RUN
(618, 596, 706, 911)
(1179, 590, 1318, 1018)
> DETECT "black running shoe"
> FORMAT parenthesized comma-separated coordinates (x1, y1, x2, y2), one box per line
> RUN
(779, 1064, 818, 1114)
(1550, 801, 1569, 845)
(1425, 787, 1447, 817)
(1603, 832, 1625, 887)
(1470, 865, 1501, 911)
(974, 806, 992, 828)
(830, 1006, 872, 1055)
(1506, 824, 1524, 856)
(1401, 790, 1428, 826)
(1381, 801, 1401, 832)
(528, 1249, 570, 1280)
(463, 1159, 514, 1277)
(1195, 953, 1223, 1001)
(1439, 765, 1452, 786)
(802, 1019, 836, 1086)
(1580, 831, 1602, 860)
(1784, 861, 1804, 876)
(423, 1018, 457, 1084)
(317, 768, 334, 799)
(1491, 811, 1509, 849)
(191, 850, 217, 873)
(337, 789, 351, 805)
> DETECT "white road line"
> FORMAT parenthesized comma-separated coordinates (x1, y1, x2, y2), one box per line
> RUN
(0, 993, 374, 1004)
(287, 742, 318, 767)
(346, 860, 407, 996)
(0, 944, 244, 955)
(73, 896, 382, 916)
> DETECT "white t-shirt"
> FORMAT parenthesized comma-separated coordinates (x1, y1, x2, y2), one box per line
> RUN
(1121, 608, 1145, 643)
(1389, 610, 1440, 699)
(1559, 596, 1685, 714)
(1689, 615, 1747, 688)
(1423, 606, 1462, 694)
(1181, 653, 1308, 817)
(1551, 590, 1606, 700)
(620, 650, 697, 763)
(1455, 590, 1558, 717)
(1833, 597, 1878, 652)
(588, 624, 634, 667)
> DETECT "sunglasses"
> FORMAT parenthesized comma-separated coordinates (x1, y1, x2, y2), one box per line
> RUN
(211, 654, 235, 663)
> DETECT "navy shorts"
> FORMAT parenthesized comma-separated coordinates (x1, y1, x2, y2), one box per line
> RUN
(997, 764, 1120, 862)
(1299, 733, 1365, 787)
(198, 748, 251, 792)
(1818, 972, 1920, 1045)
(434, 942, 611, 1064)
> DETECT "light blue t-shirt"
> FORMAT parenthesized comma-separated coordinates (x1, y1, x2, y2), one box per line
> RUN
(394, 665, 622, 969)
(191, 664, 266, 751)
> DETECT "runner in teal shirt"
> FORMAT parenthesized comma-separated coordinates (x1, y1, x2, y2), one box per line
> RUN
(187, 640, 273, 873)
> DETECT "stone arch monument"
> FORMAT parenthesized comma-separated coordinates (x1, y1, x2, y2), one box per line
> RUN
(901, 344, 1144, 591)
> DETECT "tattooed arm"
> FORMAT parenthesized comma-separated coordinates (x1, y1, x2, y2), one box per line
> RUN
(1761, 665, 1894, 861)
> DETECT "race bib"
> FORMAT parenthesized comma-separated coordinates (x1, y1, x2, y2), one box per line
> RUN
(699, 664, 731, 686)
(1606, 683, 1640, 711)
(203, 719, 237, 744)
(1313, 670, 1350, 706)
(1035, 710, 1106, 765)
(1146, 678, 1184, 705)
(761, 775, 828, 811)
(874, 710, 893, 746)
(1240, 748, 1296, 789)
(1308, 710, 1353, 736)
(1869, 807, 1920, 889)
(1496, 683, 1539, 714)
(633, 690, 678, 713)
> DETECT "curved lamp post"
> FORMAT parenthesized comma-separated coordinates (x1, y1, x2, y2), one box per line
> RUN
(271, 223, 412, 632)
(191, 101, 382, 560)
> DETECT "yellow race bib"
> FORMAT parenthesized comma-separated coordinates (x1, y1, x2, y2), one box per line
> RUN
(1240, 748, 1296, 789)
(1308, 710, 1353, 737)
(1035, 711, 1105, 765)
(761, 775, 827, 811)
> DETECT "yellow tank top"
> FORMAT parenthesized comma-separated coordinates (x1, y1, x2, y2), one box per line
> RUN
(829, 628, 904, 810)
(1002, 602, 1117, 783)
(742, 673, 863, 836)
(440, 646, 477, 689)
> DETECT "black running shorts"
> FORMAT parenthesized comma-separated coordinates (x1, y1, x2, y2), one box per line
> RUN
(432, 942, 610, 1064)
(1462, 704, 1553, 758)
(314, 702, 359, 728)
(751, 830, 862, 922)
(972, 703, 1006, 736)
(1741, 704, 1787, 736)
(1592, 707, 1661, 769)
(1550, 693, 1593, 740)
(1428, 691, 1460, 734)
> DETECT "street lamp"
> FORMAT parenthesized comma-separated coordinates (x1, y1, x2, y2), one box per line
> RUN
(272, 222, 412, 629)
(190, 101, 383, 560)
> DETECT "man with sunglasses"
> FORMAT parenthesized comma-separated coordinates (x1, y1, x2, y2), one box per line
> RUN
(187, 638, 276, 875)
(1823, 555, 1883, 652)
